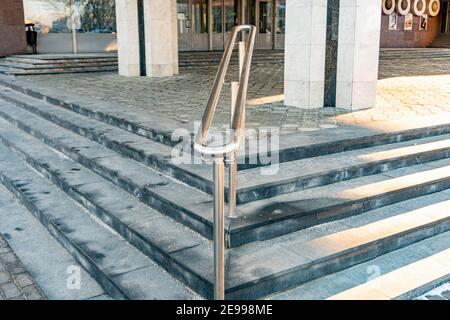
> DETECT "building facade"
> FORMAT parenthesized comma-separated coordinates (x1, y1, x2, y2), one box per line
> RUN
(0, 0, 449, 110)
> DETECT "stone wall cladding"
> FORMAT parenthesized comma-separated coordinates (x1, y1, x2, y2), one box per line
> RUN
(0, 0, 27, 56)
(380, 11, 441, 48)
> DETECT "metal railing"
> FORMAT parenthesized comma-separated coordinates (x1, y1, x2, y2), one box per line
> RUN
(194, 25, 257, 300)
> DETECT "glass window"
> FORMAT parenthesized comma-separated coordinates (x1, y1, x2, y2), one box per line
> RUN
(23, 0, 116, 34)
(177, 0, 189, 34)
(224, 0, 238, 32)
(258, 0, 273, 34)
(73, 0, 116, 33)
(212, 0, 222, 33)
(276, 0, 285, 34)
(192, 0, 208, 34)
(24, 0, 71, 33)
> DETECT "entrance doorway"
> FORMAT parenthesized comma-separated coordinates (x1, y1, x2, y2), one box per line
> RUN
(177, 0, 209, 51)
(177, 0, 285, 51)
(255, 0, 285, 49)
(442, 0, 450, 33)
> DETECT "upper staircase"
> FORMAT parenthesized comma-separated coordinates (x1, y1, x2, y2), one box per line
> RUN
(0, 53, 118, 76)
(429, 34, 450, 49)
(0, 73, 450, 299)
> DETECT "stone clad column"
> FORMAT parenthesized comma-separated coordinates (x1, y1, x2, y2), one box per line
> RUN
(116, 0, 178, 77)
(284, 0, 382, 110)
(143, 0, 179, 77)
(115, 0, 140, 76)
(336, 0, 382, 110)
(284, 0, 328, 109)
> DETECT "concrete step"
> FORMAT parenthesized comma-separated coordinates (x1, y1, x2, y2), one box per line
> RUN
(3, 74, 450, 169)
(0, 60, 118, 70)
(235, 133, 450, 203)
(268, 230, 450, 300)
(1, 128, 449, 299)
(379, 48, 450, 60)
(1, 102, 450, 250)
(0, 184, 110, 300)
(0, 143, 198, 300)
(0, 54, 118, 75)
(0, 87, 213, 195)
(0, 65, 118, 76)
(6, 54, 118, 65)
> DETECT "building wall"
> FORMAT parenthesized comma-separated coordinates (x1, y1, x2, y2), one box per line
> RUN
(0, 0, 27, 56)
(380, 10, 442, 48)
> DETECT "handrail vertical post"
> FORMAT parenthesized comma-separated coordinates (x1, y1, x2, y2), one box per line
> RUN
(213, 157, 225, 300)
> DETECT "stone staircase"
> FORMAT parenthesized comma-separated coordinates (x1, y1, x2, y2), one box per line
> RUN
(0, 54, 118, 76)
(429, 34, 450, 49)
(0, 75, 450, 299)
(179, 50, 284, 67)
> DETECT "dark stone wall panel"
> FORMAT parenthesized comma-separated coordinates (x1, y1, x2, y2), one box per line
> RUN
(380, 14, 442, 48)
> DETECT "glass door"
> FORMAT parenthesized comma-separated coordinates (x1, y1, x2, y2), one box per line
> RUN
(256, 0, 273, 49)
(177, 0, 209, 51)
(191, 0, 209, 50)
(177, 0, 191, 50)
(275, 0, 285, 49)
(211, 0, 239, 50)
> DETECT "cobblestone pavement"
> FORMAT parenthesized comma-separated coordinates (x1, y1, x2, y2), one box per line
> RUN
(22, 51, 450, 134)
(0, 235, 45, 300)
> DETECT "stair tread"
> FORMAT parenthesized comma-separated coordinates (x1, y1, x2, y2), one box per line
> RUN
(0, 184, 108, 300)
(268, 230, 450, 300)
(0, 143, 197, 300)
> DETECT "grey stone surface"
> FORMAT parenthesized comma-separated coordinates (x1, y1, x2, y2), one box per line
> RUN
(269, 230, 450, 300)
(0, 144, 199, 300)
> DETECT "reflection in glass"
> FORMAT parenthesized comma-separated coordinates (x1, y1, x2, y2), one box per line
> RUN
(177, 0, 189, 34)
(212, 0, 222, 33)
(276, 0, 285, 34)
(224, 0, 238, 32)
(192, 0, 208, 34)
(258, 0, 272, 34)
(23, 0, 116, 34)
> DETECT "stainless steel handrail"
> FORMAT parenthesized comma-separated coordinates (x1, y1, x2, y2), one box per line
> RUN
(193, 24, 257, 300)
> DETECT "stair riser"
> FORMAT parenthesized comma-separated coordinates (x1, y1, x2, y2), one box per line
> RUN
(230, 178, 450, 247)
(0, 170, 129, 300)
(0, 132, 213, 299)
(7, 68, 118, 76)
(228, 219, 450, 299)
(0, 78, 177, 147)
(5, 58, 118, 64)
(0, 62, 118, 69)
(236, 150, 450, 204)
(0, 92, 213, 195)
